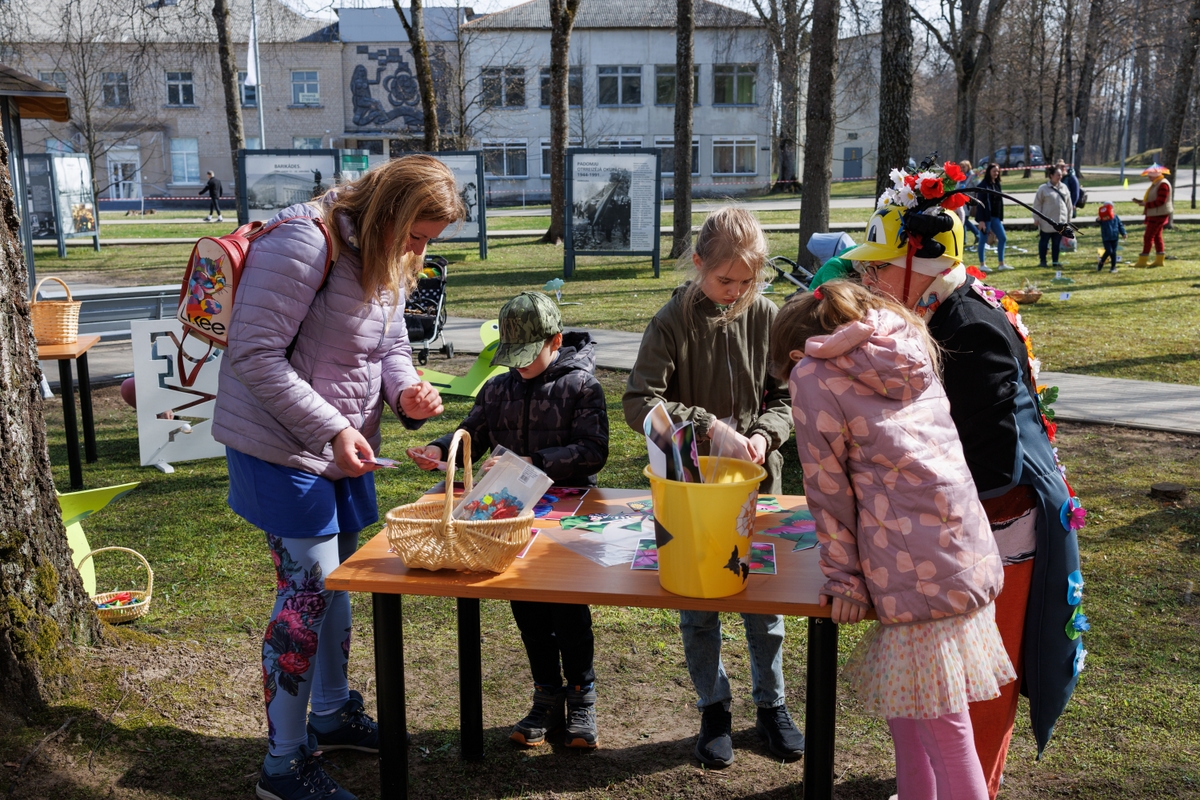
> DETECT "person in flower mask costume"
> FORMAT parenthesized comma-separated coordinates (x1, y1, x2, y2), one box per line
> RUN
(826, 157, 1086, 799)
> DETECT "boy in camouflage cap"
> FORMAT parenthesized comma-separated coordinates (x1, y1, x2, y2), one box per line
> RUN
(409, 291, 608, 748)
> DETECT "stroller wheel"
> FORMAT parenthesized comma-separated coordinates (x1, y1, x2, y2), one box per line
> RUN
(418, 348, 429, 366)
(443, 342, 454, 359)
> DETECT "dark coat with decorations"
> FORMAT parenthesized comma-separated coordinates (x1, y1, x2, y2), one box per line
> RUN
(430, 332, 608, 487)
(927, 277, 1083, 757)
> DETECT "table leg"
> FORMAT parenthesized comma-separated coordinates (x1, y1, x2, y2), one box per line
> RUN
(803, 617, 838, 800)
(77, 352, 97, 463)
(373, 593, 407, 800)
(457, 598, 485, 762)
(56, 359, 83, 492)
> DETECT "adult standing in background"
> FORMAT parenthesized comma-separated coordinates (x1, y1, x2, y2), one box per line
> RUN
(200, 171, 223, 222)
(1032, 166, 1073, 268)
(1134, 163, 1173, 267)
(974, 163, 1011, 272)
(1056, 159, 1083, 217)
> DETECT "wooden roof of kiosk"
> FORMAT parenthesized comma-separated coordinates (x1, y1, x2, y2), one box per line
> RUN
(0, 64, 70, 122)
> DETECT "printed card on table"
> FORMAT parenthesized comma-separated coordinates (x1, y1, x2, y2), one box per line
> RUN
(761, 509, 818, 552)
(747, 542, 776, 575)
(756, 495, 784, 513)
(516, 530, 540, 559)
(630, 539, 659, 570)
(626, 499, 654, 513)
(533, 487, 589, 520)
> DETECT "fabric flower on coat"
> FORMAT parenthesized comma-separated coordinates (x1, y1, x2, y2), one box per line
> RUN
(872, 453, 922, 490)
(920, 491, 963, 547)
(804, 442, 845, 495)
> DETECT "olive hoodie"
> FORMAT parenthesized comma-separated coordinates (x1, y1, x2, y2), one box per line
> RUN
(623, 284, 792, 492)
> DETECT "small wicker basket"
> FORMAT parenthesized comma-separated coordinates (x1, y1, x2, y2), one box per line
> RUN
(78, 547, 153, 624)
(385, 430, 535, 573)
(31, 276, 82, 345)
(1008, 289, 1043, 305)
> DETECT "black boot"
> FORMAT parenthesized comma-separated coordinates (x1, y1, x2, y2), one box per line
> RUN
(564, 684, 598, 749)
(694, 703, 734, 768)
(510, 685, 565, 746)
(756, 704, 805, 761)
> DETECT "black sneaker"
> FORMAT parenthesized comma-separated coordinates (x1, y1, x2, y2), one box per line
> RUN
(564, 685, 599, 749)
(510, 685, 565, 746)
(256, 737, 356, 800)
(307, 690, 379, 753)
(694, 703, 734, 768)
(756, 704, 805, 761)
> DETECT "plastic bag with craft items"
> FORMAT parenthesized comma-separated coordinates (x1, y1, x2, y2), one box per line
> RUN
(452, 450, 553, 521)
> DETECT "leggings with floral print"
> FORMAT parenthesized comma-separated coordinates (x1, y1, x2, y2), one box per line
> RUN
(263, 531, 357, 756)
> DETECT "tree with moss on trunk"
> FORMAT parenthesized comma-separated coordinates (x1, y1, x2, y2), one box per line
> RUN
(0, 133, 102, 718)
(395, 0, 440, 152)
(875, 0, 913, 199)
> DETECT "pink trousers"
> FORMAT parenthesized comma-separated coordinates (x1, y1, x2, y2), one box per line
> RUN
(889, 711, 989, 800)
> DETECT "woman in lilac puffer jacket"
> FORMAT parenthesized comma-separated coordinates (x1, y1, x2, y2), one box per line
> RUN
(212, 155, 463, 800)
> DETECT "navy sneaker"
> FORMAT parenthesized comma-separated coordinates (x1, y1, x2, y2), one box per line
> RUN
(564, 685, 598, 749)
(256, 737, 355, 800)
(694, 703, 734, 768)
(510, 685, 566, 746)
(307, 690, 379, 753)
(756, 704, 805, 761)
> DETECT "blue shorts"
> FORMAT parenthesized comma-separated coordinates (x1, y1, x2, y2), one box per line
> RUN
(225, 447, 378, 538)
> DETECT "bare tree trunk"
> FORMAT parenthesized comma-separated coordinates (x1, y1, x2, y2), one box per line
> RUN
(1160, 0, 1200, 177)
(0, 133, 101, 718)
(543, 0, 581, 245)
(671, 0, 695, 258)
(395, 0, 440, 152)
(212, 0, 245, 183)
(797, 0, 839, 267)
(776, 44, 800, 187)
(875, 0, 912, 199)
(1072, 0, 1105, 173)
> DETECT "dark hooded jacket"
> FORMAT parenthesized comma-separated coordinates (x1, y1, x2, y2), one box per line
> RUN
(429, 331, 608, 487)
(927, 277, 1083, 757)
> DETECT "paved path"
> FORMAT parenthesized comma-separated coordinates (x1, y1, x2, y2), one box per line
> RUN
(48, 316, 1200, 436)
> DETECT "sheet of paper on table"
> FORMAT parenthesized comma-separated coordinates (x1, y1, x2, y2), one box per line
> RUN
(631, 538, 777, 574)
(542, 516, 652, 567)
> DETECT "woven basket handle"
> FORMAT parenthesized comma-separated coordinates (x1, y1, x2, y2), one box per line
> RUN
(77, 546, 154, 598)
(441, 428, 474, 529)
(33, 276, 72, 302)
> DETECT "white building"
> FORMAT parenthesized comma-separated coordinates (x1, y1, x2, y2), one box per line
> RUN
(458, 0, 772, 202)
(830, 33, 880, 183)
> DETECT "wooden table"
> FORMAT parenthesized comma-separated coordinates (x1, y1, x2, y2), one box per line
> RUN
(326, 489, 843, 800)
(38, 335, 101, 491)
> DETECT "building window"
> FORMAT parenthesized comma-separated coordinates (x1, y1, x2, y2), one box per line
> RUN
(166, 71, 194, 106)
(482, 140, 528, 178)
(245, 137, 261, 150)
(238, 71, 257, 107)
(102, 72, 129, 107)
(713, 64, 757, 105)
(169, 137, 200, 183)
(597, 66, 641, 106)
(107, 147, 141, 200)
(357, 139, 384, 155)
(598, 136, 643, 149)
(39, 71, 67, 91)
(481, 67, 526, 108)
(712, 137, 757, 175)
(847, 132, 858, 140)
(293, 137, 323, 150)
(539, 66, 582, 107)
(291, 71, 320, 105)
(655, 136, 700, 175)
(45, 138, 74, 154)
(540, 137, 582, 177)
(654, 65, 699, 106)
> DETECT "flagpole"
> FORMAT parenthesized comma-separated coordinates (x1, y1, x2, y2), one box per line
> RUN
(251, 0, 266, 147)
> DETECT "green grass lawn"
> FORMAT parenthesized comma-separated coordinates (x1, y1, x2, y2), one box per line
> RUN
(2, 370, 1197, 799)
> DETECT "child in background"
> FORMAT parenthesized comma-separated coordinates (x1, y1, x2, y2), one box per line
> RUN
(624, 207, 802, 769)
(1096, 202, 1126, 273)
(770, 280, 1014, 800)
(409, 291, 608, 749)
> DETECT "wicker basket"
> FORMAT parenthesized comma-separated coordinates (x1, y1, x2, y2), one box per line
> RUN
(1008, 289, 1043, 305)
(385, 430, 534, 573)
(30, 276, 82, 345)
(78, 547, 153, 624)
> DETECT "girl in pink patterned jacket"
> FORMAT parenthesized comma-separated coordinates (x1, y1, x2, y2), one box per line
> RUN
(770, 281, 1014, 800)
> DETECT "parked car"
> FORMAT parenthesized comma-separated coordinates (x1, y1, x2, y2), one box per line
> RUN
(977, 145, 1045, 169)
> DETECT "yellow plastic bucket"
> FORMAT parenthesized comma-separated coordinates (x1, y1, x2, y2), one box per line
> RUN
(644, 457, 767, 599)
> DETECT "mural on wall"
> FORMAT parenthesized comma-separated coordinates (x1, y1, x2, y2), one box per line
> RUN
(350, 45, 451, 132)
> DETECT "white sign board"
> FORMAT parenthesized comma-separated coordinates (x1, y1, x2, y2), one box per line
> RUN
(433, 153, 482, 241)
(131, 319, 224, 470)
(238, 150, 338, 223)
(569, 151, 658, 252)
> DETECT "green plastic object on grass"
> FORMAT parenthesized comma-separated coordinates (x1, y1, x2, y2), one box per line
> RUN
(414, 320, 508, 398)
(58, 482, 140, 597)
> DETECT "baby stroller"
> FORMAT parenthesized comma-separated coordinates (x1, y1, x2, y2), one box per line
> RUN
(405, 255, 453, 365)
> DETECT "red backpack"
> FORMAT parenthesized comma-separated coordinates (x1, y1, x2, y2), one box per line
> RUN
(174, 217, 334, 386)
